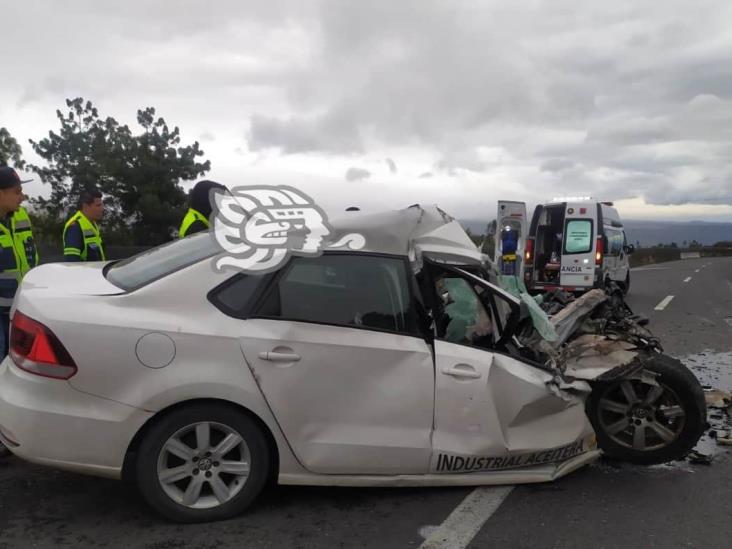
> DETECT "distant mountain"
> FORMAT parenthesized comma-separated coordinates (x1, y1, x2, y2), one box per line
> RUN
(622, 220, 732, 247)
(459, 218, 732, 246)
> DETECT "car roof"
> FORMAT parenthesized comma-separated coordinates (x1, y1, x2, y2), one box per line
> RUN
(325, 204, 483, 267)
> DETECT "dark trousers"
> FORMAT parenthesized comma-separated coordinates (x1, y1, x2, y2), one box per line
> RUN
(0, 309, 9, 358)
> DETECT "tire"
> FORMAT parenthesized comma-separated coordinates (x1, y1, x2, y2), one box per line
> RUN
(0, 441, 11, 459)
(587, 354, 705, 465)
(136, 403, 270, 523)
(623, 272, 631, 295)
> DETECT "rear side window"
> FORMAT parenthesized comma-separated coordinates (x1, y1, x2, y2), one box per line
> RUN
(604, 226, 625, 256)
(255, 254, 417, 335)
(209, 274, 270, 318)
(564, 219, 593, 254)
(106, 233, 215, 291)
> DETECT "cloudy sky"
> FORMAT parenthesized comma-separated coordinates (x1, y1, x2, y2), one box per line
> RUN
(4, 0, 732, 222)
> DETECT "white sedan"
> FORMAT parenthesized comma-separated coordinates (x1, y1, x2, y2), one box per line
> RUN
(0, 206, 705, 523)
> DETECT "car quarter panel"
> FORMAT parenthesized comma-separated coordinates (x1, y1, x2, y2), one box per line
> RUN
(0, 357, 152, 477)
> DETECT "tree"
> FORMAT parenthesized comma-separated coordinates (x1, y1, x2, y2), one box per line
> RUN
(29, 98, 210, 245)
(0, 127, 25, 168)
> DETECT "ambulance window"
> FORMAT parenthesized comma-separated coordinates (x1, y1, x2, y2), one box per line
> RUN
(564, 220, 593, 254)
(605, 227, 624, 256)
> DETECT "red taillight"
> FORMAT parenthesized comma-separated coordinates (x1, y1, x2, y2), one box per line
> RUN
(525, 239, 534, 262)
(595, 237, 603, 265)
(9, 311, 77, 379)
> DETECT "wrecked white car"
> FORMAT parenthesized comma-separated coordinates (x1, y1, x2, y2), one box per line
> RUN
(0, 205, 705, 523)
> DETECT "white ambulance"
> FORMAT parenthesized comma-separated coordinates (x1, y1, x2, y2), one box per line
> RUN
(494, 199, 633, 294)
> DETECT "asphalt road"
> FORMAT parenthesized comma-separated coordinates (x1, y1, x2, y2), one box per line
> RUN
(1, 257, 730, 549)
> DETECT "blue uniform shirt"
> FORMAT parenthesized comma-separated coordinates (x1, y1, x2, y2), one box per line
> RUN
(63, 221, 103, 262)
(63, 222, 84, 262)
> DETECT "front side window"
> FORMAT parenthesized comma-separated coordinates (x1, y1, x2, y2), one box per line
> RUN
(255, 254, 417, 335)
(564, 219, 593, 254)
(433, 274, 495, 348)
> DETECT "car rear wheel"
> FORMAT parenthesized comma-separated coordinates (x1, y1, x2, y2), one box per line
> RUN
(587, 354, 705, 465)
(623, 272, 631, 295)
(136, 403, 270, 523)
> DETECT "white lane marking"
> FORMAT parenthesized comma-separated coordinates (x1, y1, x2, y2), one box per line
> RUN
(419, 486, 514, 549)
(631, 266, 669, 272)
(654, 295, 675, 311)
(695, 269, 700, 273)
(683, 276, 692, 283)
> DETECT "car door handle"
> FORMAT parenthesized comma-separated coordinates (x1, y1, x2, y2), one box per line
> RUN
(441, 365, 481, 379)
(258, 351, 301, 362)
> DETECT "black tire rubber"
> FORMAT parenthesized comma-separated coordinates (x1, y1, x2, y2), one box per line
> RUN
(623, 272, 631, 295)
(0, 441, 11, 459)
(135, 403, 270, 523)
(588, 354, 706, 465)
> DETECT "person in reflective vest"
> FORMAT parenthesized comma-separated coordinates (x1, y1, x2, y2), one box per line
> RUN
(178, 180, 226, 238)
(0, 167, 39, 357)
(62, 189, 105, 261)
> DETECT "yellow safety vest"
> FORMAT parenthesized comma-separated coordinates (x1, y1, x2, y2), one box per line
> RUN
(62, 211, 106, 261)
(0, 207, 38, 307)
(12, 207, 39, 274)
(178, 208, 209, 238)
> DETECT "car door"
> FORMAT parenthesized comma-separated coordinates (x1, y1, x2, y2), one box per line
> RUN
(237, 253, 435, 475)
(495, 201, 527, 279)
(427, 267, 592, 472)
(560, 205, 597, 289)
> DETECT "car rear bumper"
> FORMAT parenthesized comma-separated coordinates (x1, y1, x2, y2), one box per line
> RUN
(0, 356, 153, 479)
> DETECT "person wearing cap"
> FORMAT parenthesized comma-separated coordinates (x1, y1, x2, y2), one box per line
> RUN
(0, 166, 40, 356)
(178, 180, 227, 238)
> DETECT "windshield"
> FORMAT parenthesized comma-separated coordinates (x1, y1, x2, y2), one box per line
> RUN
(105, 233, 218, 291)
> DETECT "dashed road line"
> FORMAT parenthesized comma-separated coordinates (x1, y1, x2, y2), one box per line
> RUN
(695, 269, 700, 273)
(654, 295, 675, 311)
(631, 266, 669, 272)
(419, 486, 514, 549)
(683, 276, 692, 283)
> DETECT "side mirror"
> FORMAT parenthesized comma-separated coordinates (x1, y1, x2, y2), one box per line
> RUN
(624, 244, 635, 254)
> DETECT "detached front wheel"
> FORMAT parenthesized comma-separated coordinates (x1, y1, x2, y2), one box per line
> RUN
(588, 354, 705, 465)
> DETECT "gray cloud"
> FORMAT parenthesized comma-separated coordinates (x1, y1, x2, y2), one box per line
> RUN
(249, 111, 362, 154)
(4, 0, 732, 216)
(345, 167, 371, 182)
(541, 158, 575, 173)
